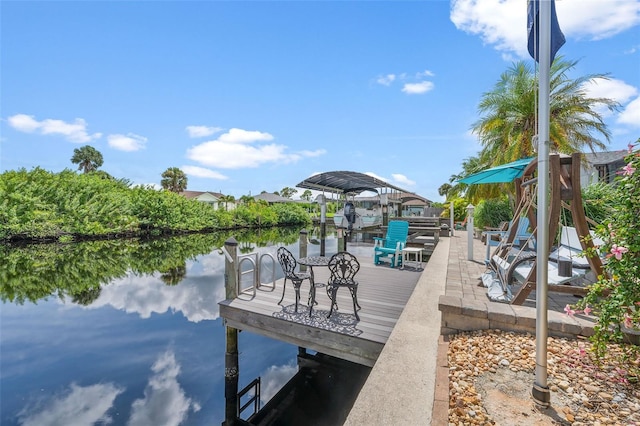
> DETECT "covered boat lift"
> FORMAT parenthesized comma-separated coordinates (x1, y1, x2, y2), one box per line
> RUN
(296, 171, 429, 221)
(296, 171, 428, 205)
(296, 171, 430, 253)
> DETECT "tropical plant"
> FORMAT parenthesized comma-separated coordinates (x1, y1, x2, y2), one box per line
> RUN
(0, 168, 310, 242)
(438, 183, 452, 198)
(71, 145, 103, 173)
(219, 194, 235, 211)
(450, 58, 620, 203)
(160, 167, 188, 193)
(473, 58, 618, 166)
(473, 197, 513, 229)
(300, 189, 313, 202)
(572, 139, 639, 371)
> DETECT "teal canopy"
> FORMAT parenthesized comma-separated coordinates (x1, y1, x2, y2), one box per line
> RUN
(458, 158, 534, 185)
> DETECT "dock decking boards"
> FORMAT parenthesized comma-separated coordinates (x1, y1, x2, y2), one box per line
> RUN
(219, 260, 422, 366)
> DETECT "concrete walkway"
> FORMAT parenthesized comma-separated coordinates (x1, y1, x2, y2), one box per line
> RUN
(344, 230, 598, 425)
(344, 235, 449, 425)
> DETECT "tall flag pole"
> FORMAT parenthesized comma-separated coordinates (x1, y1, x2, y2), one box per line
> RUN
(527, 0, 564, 407)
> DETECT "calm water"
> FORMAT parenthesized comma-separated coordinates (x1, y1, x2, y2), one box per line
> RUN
(1, 227, 367, 426)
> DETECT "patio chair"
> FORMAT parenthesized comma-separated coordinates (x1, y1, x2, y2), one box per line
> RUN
(326, 251, 361, 321)
(374, 220, 409, 268)
(276, 247, 313, 313)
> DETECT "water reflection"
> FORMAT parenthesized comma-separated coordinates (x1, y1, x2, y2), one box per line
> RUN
(0, 228, 301, 305)
(1, 228, 307, 426)
(128, 350, 201, 426)
(17, 382, 125, 426)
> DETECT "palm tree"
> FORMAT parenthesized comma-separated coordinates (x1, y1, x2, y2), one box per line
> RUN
(472, 57, 619, 167)
(219, 194, 235, 211)
(160, 167, 188, 193)
(71, 145, 103, 173)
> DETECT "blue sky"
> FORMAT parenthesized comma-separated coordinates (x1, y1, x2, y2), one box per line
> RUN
(2, 1, 639, 202)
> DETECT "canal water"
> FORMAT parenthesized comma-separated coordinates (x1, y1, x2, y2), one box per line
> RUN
(0, 226, 376, 426)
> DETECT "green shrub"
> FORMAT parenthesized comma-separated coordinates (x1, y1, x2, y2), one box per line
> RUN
(473, 197, 513, 229)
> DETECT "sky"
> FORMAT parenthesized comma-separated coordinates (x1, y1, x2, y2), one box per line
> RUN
(1, 0, 639, 203)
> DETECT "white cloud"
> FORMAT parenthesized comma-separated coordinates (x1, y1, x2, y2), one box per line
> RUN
(7, 114, 40, 132)
(128, 351, 200, 426)
(402, 81, 434, 95)
(618, 96, 640, 127)
(298, 149, 326, 158)
(391, 173, 416, 186)
(85, 255, 226, 322)
(364, 171, 388, 182)
(451, 0, 640, 58)
(583, 78, 638, 105)
(186, 125, 223, 138)
(7, 114, 102, 143)
(107, 133, 147, 151)
(217, 128, 274, 144)
(182, 165, 228, 180)
(186, 128, 324, 169)
(18, 383, 124, 426)
(376, 74, 396, 86)
(582, 78, 639, 119)
(416, 70, 435, 78)
(259, 362, 298, 405)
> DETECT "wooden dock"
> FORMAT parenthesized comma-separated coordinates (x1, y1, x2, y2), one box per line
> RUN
(219, 260, 422, 367)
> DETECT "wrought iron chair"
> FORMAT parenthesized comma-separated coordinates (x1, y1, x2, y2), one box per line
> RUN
(276, 247, 313, 313)
(326, 251, 361, 321)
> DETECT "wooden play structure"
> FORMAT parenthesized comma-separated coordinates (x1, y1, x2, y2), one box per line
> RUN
(486, 153, 605, 305)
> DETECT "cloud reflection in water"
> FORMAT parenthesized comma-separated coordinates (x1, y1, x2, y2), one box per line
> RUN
(82, 252, 226, 323)
(16, 350, 199, 426)
(129, 351, 201, 426)
(17, 382, 124, 426)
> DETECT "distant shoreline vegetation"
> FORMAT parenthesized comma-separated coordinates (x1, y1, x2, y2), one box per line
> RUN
(0, 167, 311, 244)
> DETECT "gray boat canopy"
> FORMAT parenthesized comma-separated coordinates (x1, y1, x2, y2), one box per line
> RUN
(296, 171, 429, 204)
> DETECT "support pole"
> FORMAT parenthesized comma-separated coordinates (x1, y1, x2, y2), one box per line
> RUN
(466, 204, 474, 260)
(450, 202, 455, 237)
(223, 238, 239, 425)
(317, 194, 327, 257)
(533, 0, 552, 408)
(381, 194, 389, 227)
(299, 229, 308, 272)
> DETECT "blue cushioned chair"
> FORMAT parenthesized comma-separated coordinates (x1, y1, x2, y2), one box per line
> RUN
(374, 220, 409, 268)
(482, 217, 533, 264)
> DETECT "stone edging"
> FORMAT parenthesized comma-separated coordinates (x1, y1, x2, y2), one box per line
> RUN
(438, 295, 597, 339)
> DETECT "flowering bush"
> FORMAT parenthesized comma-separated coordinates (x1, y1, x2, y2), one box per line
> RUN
(574, 139, 640, 364)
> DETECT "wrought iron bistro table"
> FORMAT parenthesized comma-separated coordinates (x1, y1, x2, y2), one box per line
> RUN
(297, 256, 329, 316)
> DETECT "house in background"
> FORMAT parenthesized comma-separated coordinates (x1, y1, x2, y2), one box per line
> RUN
(253, 192, 298, 204)
(179, 190, 236, 210)
(581, 150, 628, 187)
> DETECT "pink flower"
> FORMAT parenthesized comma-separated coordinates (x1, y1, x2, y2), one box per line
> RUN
(608, 223, 616, 238)
(564, 304, 576, 316)
(623, 314, 633, 328)
(621, 163, 636, 176)
(583, 306, 592, 316)
(611, 244, 629, 260)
